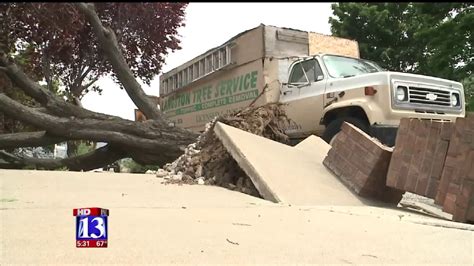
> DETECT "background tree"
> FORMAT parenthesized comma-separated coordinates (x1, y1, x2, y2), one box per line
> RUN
(1, 3, 186, 101)
(329, 3, 473, 108)
(0, 3, 198, 170)
(0, 3, 189, 156)
(463, 75, 474, 110)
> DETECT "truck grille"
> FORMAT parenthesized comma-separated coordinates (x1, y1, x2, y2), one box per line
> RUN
(407, 86, 451, 107)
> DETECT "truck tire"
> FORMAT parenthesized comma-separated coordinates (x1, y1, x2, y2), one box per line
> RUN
(322, 117, 370, 145)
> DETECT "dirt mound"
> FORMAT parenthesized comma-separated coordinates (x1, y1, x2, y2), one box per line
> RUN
(157, 103, 290, 197)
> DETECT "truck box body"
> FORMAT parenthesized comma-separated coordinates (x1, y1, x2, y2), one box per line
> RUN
(159, 24, 359, 132)
(159, 24, 465, 145)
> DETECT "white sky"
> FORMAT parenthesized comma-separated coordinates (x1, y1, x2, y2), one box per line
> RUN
(82, 3, 334, 120)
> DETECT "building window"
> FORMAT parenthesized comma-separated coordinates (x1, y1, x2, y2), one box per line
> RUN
(178, 72, 183, 88)
(213, 51, 220, 70)
(162, 43, 234, 93)
(188, 67, 193, 83)
(194, 63, 199, 79)
(206, 55, 213, 74)
(163, 80, 168, 94)
(199, 60, 205, 76)
(221, 48, 227, 66)
(183, 70, 188, 86)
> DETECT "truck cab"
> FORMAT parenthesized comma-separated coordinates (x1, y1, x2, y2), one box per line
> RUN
(280, 54, 465, 146)
(157, 25, 465, 147)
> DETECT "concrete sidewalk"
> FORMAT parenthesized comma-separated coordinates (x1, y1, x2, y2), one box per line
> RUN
(214, 122, 370, 206)
(1, 170, 473, 264)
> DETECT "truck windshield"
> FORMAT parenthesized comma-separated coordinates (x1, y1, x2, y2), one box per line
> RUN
(322, 55, 384, 78)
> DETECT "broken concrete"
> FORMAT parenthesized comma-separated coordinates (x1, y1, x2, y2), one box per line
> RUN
(213, 122, 369, 206)
(157, 103, 290, 197)
(294, 135, 331, 161)
(399, 201, 452, 221)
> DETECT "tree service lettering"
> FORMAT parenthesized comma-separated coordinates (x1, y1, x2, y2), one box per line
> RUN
(162, 70, 258, 112)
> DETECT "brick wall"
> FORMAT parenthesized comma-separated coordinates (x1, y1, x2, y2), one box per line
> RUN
(386, 118, 452, 199)
(323, 122, 404, 204)
(435, 115, 474, 223)
(386, 116, 474, 224)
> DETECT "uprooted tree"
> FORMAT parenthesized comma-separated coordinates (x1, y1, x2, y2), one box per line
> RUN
(0, 3, 200, 170)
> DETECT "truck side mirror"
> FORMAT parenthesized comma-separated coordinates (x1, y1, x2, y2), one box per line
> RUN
(316, 75, 324, 82)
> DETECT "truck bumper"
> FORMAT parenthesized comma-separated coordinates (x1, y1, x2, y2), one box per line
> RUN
(371, 124, 398, 147)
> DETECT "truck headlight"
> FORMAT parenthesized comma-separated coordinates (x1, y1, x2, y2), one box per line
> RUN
(396, 86, 408, 101)
(451, 93, 460, 106)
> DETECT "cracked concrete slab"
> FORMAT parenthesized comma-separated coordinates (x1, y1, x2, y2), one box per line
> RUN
(2, 170, 472, 264)
(213, 122, 371, 206)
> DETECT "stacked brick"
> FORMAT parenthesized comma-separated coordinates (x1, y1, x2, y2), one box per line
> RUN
(323, 122, 404, 204)
(386, 116, 474, 224)
(434, 115, 474, 223)
(386, 119, 453, 199)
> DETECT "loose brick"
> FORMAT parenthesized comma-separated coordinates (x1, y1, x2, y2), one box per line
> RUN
(323, 122, 403, 204)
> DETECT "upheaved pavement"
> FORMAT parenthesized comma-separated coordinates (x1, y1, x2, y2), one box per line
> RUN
(214, 122, 370, 205)
(1, 169, 473, 264)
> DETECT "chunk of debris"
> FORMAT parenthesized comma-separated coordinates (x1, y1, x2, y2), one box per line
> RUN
(323, 122, 404, 204)
(213, 122, 367, 205)
(386, 118, 453, 199)
(157, 103, 290, 198)
(385, 115, 474, 224)
(435, 115, 474, 223)
(226, 238, 239, 245)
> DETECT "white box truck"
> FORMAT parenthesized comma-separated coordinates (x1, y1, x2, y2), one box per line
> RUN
(157, 24, 465, 146)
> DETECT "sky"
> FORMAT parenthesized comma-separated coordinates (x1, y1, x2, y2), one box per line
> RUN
(81, 3, 335, 120)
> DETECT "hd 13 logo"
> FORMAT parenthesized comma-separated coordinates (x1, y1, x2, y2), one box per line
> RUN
(73, 207, 109, 248)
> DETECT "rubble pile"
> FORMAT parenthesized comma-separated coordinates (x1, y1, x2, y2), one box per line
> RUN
(155, 103, 291, 198)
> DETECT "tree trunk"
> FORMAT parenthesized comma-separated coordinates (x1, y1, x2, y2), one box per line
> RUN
(0, 3, 200, 171)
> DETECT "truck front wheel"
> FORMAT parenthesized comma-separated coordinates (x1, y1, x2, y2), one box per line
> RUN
(322, 117, 370, 145)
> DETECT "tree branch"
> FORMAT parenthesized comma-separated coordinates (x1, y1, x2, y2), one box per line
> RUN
(82, 75, 100, 91)
(0, 93, 197, 152)
(76, 3, 162, 120)
(0, 56, 127, 121)
(0, 131, 64, 149)
(71, 65, 93, 97)
(0, 144, 125, 171)
(0, 56, 55, 105)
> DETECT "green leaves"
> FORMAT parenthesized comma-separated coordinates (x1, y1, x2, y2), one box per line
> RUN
(463, 76, 474, 111)
(330, 3, 472, 83)
(1, 3, 188, 99)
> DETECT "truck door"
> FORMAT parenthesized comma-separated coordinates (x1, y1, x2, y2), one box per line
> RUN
(280, 58, 327, 137)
